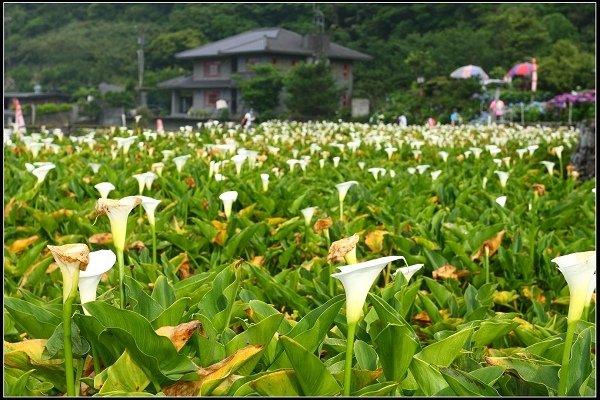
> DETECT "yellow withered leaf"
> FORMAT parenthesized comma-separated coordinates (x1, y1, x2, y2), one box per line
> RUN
(432, 264, 470, 280)
(266, 217, 287, 226)
(327, 234, 359, 264)
(213, 230, 228, 246)
(88, 232, 113, 245)
(126, 240, 146, 251)
(6, 235, 39, 253)
(239, 203, 256, 218)
(211, 220, 228, 230)
(313, 217, 333, 233)
(250, 256, 265, 267)
(365, 230, 389, 253)
(155, 321, 200, 351)
(471, 230, 505, 262)
(162, 345, 263, 396)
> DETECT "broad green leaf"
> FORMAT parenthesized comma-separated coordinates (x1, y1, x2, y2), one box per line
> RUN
(440, 366, 500, 396)
(151, 298, 189, 329)
(374, 323, 420, 382)
(96, 351, 150, 394)
(124, 276, 164, 322)
(354, 381, 398, 396)
(42, 321, 90, 360)
(221, 222, 266, 260)
(354, 339, 378, 371)
(415, 328, 474, 367)
(424, 277, 451, 308)
(471, 320, 518, 348)
(151, 276, 176, 309)
(565, 326, 593, 396)
(248, 369, 302, 396)
(84, 301, 197, 384)
(417, 292, 442, 323)
(469, 366, 505, 386)
(197, 262, 240, 333)
(4, 297, 61, 339)
(333, 368, 383, 394)
(409, 357, 449, 396)
(280, 335, 341, 396)
(486, 354, 559, 392)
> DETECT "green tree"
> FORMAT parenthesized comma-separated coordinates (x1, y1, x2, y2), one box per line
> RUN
(539, 40, 595, 93)
(235, 63, 284, 120)
(283, 60, 343, 120)
(146, 29, 205, 69)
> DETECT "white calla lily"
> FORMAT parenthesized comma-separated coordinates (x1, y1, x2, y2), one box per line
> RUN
(219, 190, 238, 219)
(552, 251, 596, 322)
(95, 196, 142, 252)
(47, 243, 90, 303)
(78, 250, 116, 314)
(94, 182, 116, 199)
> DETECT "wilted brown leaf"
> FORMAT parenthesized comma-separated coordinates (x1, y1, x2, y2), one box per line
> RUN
(4, 198, 17, 216)
(365, 230, 388, 253)
(127, 241, 146, 251)
(6, 235, 39, 253)
(471, 230, 505, 262)
(531, 184, 545, 196)
(184, 177, 196, 188)
(155, 321, 200, 351)
(88, 233, 113, 245)
(412, 311, 431, 324)
(327, 234, 359, 264)
(177, 253, 191, 279)
(432, 264, 470, 280)
(313, 217, 333, 233)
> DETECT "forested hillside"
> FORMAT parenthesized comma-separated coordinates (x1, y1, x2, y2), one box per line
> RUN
(4, 3, 595, 121)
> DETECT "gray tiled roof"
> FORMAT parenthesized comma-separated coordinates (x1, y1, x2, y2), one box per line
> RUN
(157, 76, 234, 89)
(176, 28, 371, 61)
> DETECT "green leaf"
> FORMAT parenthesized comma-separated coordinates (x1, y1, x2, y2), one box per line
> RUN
(471, 320, 518, 348)
(124, 276, 164, 322)
(486, 354, 559, 392)
(42, 321, 90, 360)
(4, 297, 61, 339)
(354, 381, 398, 396)
(248, 369, 302, 396)
(221, 222, 266, 261)
(424, 277, 451, 308)
(408, 357, 449, 396)
(151, 276, 176, 309)
(84, 301, 198, 384)
(354, 340, 378, 371)
(197, 262, 240, 333)
(374, 323, 420, 382)
(280, 335, 341, 396)
(95, 351, 150, 394)
(469, 366, 505, 386)
(423, 248, 447, 269)
(415, 327, 474, 367)
(565, 326, 593, 396)
(417, 291, 442, 323)
(151, 298, 189, 329)
(440, 366, 500, 396)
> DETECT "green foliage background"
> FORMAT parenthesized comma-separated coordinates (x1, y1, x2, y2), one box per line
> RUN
(4, 3, 595, 120)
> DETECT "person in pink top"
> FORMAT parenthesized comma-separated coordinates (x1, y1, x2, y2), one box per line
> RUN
(489, 99, 505, 123)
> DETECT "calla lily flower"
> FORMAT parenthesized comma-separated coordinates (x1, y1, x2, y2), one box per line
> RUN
(47, 243, 90, 302)
(94, 182, 116, 199)
(31, 163, 56, 184)
(527, 144, 539, 156)
(319, 159, 326, 169)
(541, 161, 555, 175)
(495, 196, 507, 207)
(430, 170, 442, 181)
(336, 181, 358, 204)
(494, 170, 510, 188)
(260, 173, 270, 192)
(143, 171, 158, 191)
(301, 206, 318, 226)
(333, 156, 341, 168)
(438, 151, 449, 162)
(469, 147, 483, 159)
(516, 148, 528, 159)
(89, 163, 102, 174)
(552, 145, 564, 159)
(416, 164, 430, 174)
(231, 154, 247, 175)
(367, 167, 386, 181)
(152, 162, 165, 177)
(333, 255, 403, 324)
(162, 150, 175, 161)
(393, 263, 423, 283)
(78, 249, 116, 315)
(552, 251, 596, 323)
(95, 196, 142, 252)
(407, 167, 416, 175)
(357, 161, 366, 170)
(132, 173, 146, 194)
(384, 147, 397, 159)
(482, 177, 488, 189)
(136, 195, 161, 227)
(214, 173, 226, 181)
(173, 155, 191, 173)
(219, 190, 238, 219)
(28, 142, 44, 158)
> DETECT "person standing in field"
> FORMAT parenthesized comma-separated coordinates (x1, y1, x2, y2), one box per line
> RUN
(489, 99, 505, 123)
(242, 109, 256, 130)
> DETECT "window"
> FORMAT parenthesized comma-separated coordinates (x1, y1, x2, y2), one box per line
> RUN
(204, 61, 221, 77)
(205, 91, 219, 107)
(343, 64, 351, 79)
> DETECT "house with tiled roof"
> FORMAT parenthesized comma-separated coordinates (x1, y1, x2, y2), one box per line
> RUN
(157, 27, 371, 118)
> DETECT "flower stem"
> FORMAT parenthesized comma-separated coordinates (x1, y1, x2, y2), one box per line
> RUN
(339, 200, 344, 223)
(151, 224, 157, 266)
(117, 249, 126, 309)
(558, 320, 577, 396)
(91, 344, 101, 375)
(63, 293, 76, 397)
(484, 246, 490, 284)
(343, 322, 357, 396)
(328, 263, 335, 297)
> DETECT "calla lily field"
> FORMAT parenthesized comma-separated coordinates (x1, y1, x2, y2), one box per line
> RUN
(3, 120, 596, 397)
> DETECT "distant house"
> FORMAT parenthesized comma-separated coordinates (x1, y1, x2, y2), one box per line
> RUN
(157, 27, 371, 118)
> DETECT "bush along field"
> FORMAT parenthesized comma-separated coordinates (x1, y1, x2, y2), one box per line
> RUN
(3, 121, 596, 397)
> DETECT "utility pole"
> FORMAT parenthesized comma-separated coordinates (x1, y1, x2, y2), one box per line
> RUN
(137, 27, 147, 108)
